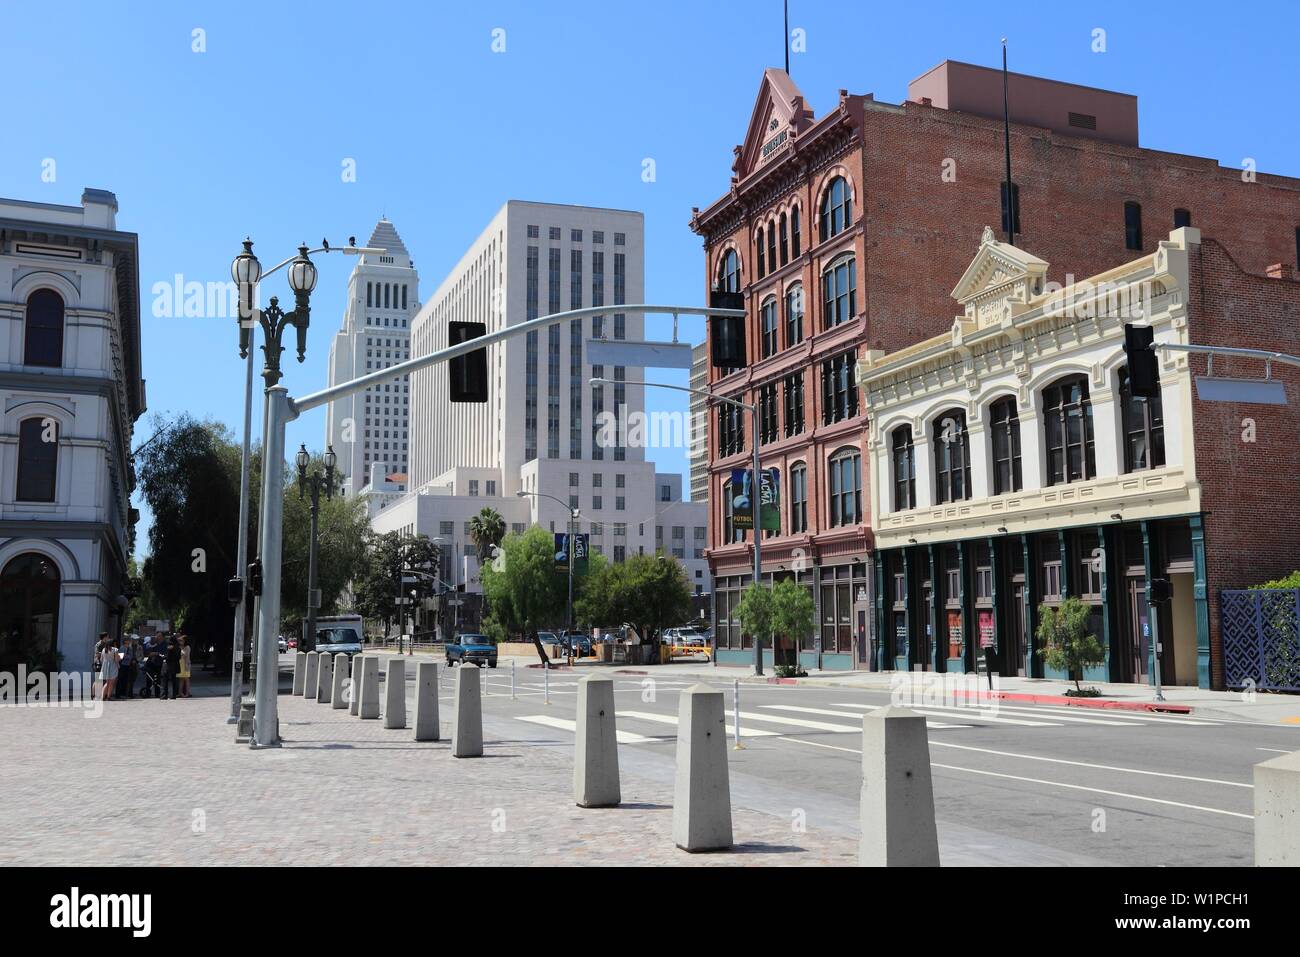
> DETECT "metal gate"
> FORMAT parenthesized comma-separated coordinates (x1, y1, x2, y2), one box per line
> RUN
(1221, 589, 1300, 692)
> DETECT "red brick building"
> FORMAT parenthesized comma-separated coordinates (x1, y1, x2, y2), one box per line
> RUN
(690, 61, 1300, 676)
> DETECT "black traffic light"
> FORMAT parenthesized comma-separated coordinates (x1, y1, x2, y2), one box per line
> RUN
(227, 576, 244, 606)
(449, 320, 488, 402)
(1124, 323, 1159, 398)
(709, 289, 746, 368)
(1148, 577, 1173, 604)
(247, 559, 263, 598)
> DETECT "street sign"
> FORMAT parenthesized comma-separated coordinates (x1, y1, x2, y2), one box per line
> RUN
(1194, 375, 1287, 405)
(308, 588, 321, 609)
(586, 338, 693, 369)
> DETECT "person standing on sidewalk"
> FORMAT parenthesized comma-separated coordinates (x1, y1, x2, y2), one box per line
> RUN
(178, 636, 192, 698)
(98, 635, 120, 701)
(115, 638, 136, 699)
(160, 636, 180, 700)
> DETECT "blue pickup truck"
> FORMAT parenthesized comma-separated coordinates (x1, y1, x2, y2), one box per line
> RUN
(444, 633, 498, 669)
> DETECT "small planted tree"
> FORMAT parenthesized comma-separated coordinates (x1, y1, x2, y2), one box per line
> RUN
(771, 579, 815, 676)
(1036, 596, 1105, 694)
(734, 584, 775, 669)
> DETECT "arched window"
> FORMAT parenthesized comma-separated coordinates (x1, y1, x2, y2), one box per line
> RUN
(1043, 375, 1096, 485)
(822, 256, 856, 328)
(779, 213, 789, 266)
(933, 410, 971, 504)
(0, 552, 61, 673)
(717, 249, 741, 293)
(756, 227, 766, 278)
(891, 426, 916, 511)
(791, 205, 801, 257)
(1119, 367, 1165, 472)
(790, 462, 808, 533)
(827, 447, 862, 527)
(760, 297, 778, 358)
(767, 221, 777, 273)
(819, 176, 852, 242)
(784, 284, 804, 348)
(24, 289, 65, 368)
(16, 417, 59, 502)
(722, 479, 747, 543)
(990, 397, 1022, 494)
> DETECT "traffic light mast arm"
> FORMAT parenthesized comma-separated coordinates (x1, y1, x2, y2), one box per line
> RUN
(1152, 341, 1300, 373)
(292, 303, 744, 416)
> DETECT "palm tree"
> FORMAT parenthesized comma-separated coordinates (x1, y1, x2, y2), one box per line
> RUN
(468, 507, 506, 565)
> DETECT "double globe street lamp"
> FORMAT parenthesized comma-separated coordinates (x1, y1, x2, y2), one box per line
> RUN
(296, 443, 337, 656)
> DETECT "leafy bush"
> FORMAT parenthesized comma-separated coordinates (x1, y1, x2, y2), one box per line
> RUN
(1036, 596, 1106, 693)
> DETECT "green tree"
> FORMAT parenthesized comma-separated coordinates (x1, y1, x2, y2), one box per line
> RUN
(353, 531, 440, 639)
(481, 526, 569, 636)
(771, 579, 815, 674)
(1036, 596, 1105, 692)
(468, 507, 506, 565)
(734, 583, 775, 660)
(577, 553, 692, 650)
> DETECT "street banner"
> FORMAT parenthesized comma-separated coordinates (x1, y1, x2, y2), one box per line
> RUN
(554, 532, 570, 570)
(759, 468, 781, 532)
(573, 532, 589, 575)
(730, 468, 754, 529)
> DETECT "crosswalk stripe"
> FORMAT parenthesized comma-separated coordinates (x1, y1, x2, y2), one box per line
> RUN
(515, 714, 660, 744)
(758, 704, 970, 730)
(829, 702, 1056, 727)
(959, 705, 1135, 726)
(616, 710, 780, 738)
(1017, 704, 1220, 726)
(734, 709, 864, 734)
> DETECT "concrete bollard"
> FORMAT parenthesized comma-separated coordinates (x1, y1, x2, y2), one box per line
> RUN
(302, 652, 319, 699)
(452, 664, 483, 757)
(414, 661, 440, 741)
(358, 655, 380, 719)
(1254, 748, 1300, 865)
(331, 654, 349, 709)
(858, 706, 940, 867)
(384, 658, 407, 729)
(317, 652, 334, 704)
(292, 651, 307, 696)
(348, 655, 364, 715)
(574, 675, 621, 807)
(672, 683, 732, 851)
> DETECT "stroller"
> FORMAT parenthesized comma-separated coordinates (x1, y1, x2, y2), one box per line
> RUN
(139, 653, 164, 698)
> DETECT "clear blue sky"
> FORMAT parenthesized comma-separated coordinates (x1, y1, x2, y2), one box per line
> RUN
(2, 0, 1296, 559)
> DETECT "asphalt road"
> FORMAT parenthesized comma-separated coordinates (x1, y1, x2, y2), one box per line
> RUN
(405, 661, 1300, 866)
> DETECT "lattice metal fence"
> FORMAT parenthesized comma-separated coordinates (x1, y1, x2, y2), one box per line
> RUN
(1221, 589, 1300, 692)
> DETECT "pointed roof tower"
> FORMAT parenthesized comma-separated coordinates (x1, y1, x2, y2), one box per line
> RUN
(362, 217, 412, 267)
(732, 67, 817, 182)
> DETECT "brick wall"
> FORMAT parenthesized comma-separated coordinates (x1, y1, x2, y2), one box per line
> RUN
(1186, 239, 1300, 688)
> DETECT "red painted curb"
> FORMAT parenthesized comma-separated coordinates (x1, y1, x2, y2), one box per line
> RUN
(613, 670, 650, 676)
(766, 677, 799, 685)
(950, 688, 1192, 714)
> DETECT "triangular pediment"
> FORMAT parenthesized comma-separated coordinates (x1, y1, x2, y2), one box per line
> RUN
(733, 68, 816, 180)
(950, 227, 1049, 329)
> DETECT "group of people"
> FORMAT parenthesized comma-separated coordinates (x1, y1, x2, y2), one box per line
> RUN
(92, 632, 191, 701)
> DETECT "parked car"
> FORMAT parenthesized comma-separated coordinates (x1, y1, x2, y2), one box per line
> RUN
(313, 615, 365, 657)
(563, 632, 594, 657)
(446, 632, 498, 668)
(287, 637, 298, 650)
(277, 636, 288, 653)
(538, 631, 564, 649)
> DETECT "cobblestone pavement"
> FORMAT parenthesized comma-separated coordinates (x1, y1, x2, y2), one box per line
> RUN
(1, 690, 855, 866)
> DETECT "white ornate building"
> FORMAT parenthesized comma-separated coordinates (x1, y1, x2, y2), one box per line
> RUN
(0, 189, 145, 674)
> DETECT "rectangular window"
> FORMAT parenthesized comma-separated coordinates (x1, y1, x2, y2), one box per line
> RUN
(1124, 201, 1143, 250)
(549, 226, 561, 241)
(759, 383, 778, 444)
(820, 353, 858, 424)
(486, 480, 496, 496)
(821, 258, 857, 328)
(1174, 208, 1192, 229)
(783, 371, 805, 436)
(571, 229, 583, 243)
(468, 480, 479, 496)
(790, 466, 807, 533)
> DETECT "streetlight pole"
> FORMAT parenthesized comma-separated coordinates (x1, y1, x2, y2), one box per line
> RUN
(228, 237, 382, 728)
(592, 377, 764, 676)
(296, 444, 336, 655)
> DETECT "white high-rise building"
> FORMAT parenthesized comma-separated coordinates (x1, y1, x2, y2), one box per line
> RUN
(367, 201, 710, 614)
(324, 218, 420, 498)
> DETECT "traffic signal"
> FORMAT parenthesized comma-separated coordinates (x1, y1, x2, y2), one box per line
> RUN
(247, 559, 263, 597)
(449, 320, 488, 402)
(709, 289, 746, 368)
(1148, 577, 1173, 604)
(1124, 323, 1159, 398)
(227, 576, 244, 606)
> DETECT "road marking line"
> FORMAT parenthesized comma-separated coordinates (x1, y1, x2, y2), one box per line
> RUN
(1257, 747, 1293, 754)
(617, 710, 780, 738)
(778, 736, 861, 754)
(928, 740, 1252, 788)
(515, 714, 659, 744)
(734, 709, 863, 733)
(830, 702, 1057, 727)
(930, 763, 1253, 819)
(758, 704, 968, 730)
(960, 705, 1138, 726)
(1016, 704, 1220, 726)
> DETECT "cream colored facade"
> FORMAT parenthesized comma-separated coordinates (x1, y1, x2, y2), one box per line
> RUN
(859, 226, 1203, 549)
